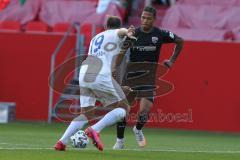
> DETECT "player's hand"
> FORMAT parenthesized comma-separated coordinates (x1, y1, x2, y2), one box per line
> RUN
(128, 25, 135, 34)
(121, 86, 133, 95)
(127, 25, 137, 40)
(121, 85, 137, 105)
(163, 59, 173, 68)
(112, 69, 118, 80)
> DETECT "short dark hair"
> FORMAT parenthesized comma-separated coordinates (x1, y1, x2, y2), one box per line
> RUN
(106, 16, 122, 29)
(143, 6, 156, 18)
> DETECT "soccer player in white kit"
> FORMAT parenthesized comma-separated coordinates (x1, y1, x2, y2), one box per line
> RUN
(54, 16, 136, 151)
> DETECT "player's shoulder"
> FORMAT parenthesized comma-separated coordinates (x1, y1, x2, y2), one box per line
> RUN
(154, 27, 170, 34)
(156, 27, 176, 38)
(153, 26, 161, 32)
(100, 29, 118, 36)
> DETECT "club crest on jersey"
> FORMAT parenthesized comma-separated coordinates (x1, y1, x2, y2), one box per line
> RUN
(152, 37, 158, 44)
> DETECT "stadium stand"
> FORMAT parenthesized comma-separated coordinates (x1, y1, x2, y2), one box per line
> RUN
(1, 0, 240, 134)
(39, 0, 124, 27)
(0, 0, 41, 24)
(80, 23, 94, 49)
(0, 0, 10, 11)
(162, 5, 240, 30)
(0, 0, 239, 41)
(128, 16, 140, 26)
(161, 0, 240, 41)
(0, 20, 21, 31)
(96, 26, 104, 34)
(25, 21, 49, 32)
(52, 23, 75, 33)
(0, 0, 125, 33)
(166, 28, 230, 41)
(0, 0, 125, 48)
(177, 0, 240, 6)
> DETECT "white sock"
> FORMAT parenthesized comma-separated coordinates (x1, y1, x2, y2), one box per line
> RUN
(60, 114, 88, 144)
(91, 108, 126, 133)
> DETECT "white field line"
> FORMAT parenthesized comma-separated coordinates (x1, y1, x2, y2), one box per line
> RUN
(0, 143, 51, 147)
(0, 143, 240, 154)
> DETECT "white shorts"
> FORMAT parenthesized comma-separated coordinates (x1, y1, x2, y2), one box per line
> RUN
(79, 74, 126, 108)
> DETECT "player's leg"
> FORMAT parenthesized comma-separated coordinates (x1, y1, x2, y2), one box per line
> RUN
(133, 97, 153, 147)
(113, 89, 137, 149)
(55, 106, 95, 144)
(54, 87, 96, 151)
(85, 78, 130, 151)
(54, 106, 94, 151)
(113, 118, 127, 149)
(85, 99, 129, 151)
(136, 98, 153, 130)
(90, 100, 129, 133)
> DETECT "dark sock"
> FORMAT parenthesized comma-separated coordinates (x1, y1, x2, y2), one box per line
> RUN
(116, 119, 126, 139)
(136, 113, 148, 130)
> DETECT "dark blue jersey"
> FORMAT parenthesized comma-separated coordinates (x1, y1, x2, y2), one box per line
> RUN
(130, 27, 176, 62)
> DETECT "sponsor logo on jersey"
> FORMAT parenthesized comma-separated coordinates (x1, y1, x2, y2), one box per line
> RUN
(169, 32, 175, 39)
(133, 46, 156, 52)
(152, 37, 158, 44)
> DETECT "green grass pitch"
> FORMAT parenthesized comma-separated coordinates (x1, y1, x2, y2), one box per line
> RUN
(0, 122, 240, 160)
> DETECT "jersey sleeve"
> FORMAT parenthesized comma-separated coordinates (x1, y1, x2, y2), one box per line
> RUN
(161, 29, 177, 43)
(113, 29, 124, 43)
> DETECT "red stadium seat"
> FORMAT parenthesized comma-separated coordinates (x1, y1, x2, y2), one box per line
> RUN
(0, 0, 10, 11)
(81, 23, 92, 33)
(0, 21, 21, 31)
(96, 26, 104, 34)
(177, 0, 240, 6)
(167, 28, 228, 41)
(223, 31, 235, 41)
(80, 23, 93, 47)
(82, 0, 98, 4)
(25, 21, 49, 32)
(53, 23, 75, 33)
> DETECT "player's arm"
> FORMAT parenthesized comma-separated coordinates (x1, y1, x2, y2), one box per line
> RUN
(161, 30, 184, 68)
(112, 27, 137, 80)
(164, 35, 184, 68)
(117, 28, 128, 38)
(114, 26, 136, 68)
(117, 25, 136, 39)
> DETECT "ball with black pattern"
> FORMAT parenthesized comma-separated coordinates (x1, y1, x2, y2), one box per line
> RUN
(70, 130, 89, 148)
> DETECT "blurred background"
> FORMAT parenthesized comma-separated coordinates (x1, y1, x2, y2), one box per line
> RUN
(0, 0, 240, 132)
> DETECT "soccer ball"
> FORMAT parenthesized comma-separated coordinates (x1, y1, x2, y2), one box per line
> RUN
(70, 130, 89, 148)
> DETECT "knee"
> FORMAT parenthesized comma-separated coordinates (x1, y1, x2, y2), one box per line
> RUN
(126, 90, 137, 105)
(117, 100, 130, 113)
(118, 105, 130, 117)
(115, 107, 127, 120)
(139, 106, 151, 114)
(139, 99, 153, 113)
(81, 107, 96, 119)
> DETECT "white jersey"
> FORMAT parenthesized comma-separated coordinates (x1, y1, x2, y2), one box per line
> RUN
(80, 29, 123, 78)
(79, 29, 124, 88)
(78, 29, 126, 107)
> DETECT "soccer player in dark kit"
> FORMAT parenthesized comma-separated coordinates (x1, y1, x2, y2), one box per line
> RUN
(113, 6, 184, 149)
